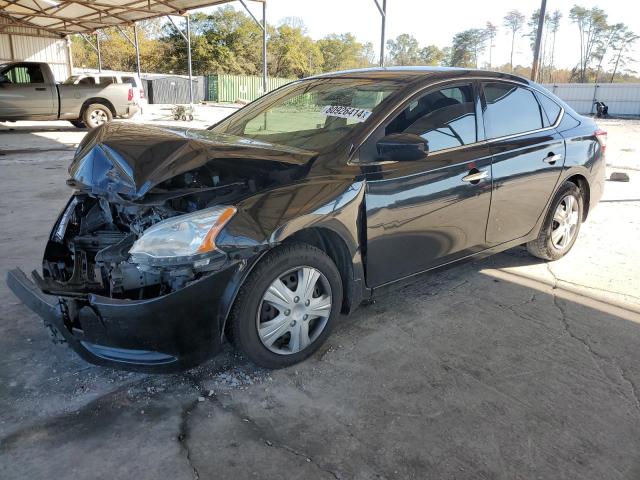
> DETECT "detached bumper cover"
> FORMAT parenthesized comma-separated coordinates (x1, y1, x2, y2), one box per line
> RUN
(6, 263, 242, 372)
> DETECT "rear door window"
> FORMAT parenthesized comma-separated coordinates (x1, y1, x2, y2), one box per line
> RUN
(482, 83, 545, 138)
(122, 76, 137, 87)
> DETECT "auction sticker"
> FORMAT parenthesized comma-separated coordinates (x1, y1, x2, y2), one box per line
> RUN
(321, 105, 372, 122)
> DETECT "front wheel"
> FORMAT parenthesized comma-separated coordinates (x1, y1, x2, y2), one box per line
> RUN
(229, 243, 342, 369)
(527, 181, 583, 261)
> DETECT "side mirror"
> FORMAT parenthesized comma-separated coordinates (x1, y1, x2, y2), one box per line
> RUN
(376, 133, 428, 161)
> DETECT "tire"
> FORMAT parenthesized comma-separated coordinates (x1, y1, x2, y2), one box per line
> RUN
(228, 243, 343, 369)
(526, 181, 584, 261)
(188, 115, 194, 121)
(83, 103, 113, 129)
(69, 120, 85, 128)
(181, 114, 187, 121)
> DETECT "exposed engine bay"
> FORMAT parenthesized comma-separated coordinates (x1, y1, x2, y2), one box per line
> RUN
(39, 162, 270, 300)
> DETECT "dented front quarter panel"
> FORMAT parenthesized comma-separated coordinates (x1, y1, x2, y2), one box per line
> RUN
(217, 178, 369, 314)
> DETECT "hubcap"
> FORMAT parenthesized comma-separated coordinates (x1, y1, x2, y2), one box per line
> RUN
(257, 266, 332, 355)
(90, 109, 108, 126)
(551, 195, 579, 250)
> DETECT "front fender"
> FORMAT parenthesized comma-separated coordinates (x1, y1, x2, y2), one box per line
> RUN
(215, 178, 367, 322)
(219, 178, 365, 254)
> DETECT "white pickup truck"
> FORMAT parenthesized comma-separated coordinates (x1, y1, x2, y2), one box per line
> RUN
(0, 62, 140, 129)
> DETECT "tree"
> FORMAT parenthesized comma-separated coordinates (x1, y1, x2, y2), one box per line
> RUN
(485, 22, 498, 68)
(609, 27, 639, 82)
(419, 45, 446, 66)
(361, 42, 377, 66)
(269, 24, 323, 77)
(450, 29, 487, 68)
(593, 23, 625, 82)
(162, 8, 263, 75)
(317, 33, 373, 72)
(547, 10, 562, 81)
(503, 10, 525, 72)
(386, 34, 421, 66)
(569, 5, 609, 82)
(279, 17, 306, 30)
(526, 9, 550, 55)
(526, 9, 551, 81)
(71, 20, 168, 73)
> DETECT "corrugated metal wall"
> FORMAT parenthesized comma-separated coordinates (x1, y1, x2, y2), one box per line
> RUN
(144, 76, 206, 104)
(208, 74, 294, 103)
(0, 17, 70, 82)
(543, 83, 640, 116)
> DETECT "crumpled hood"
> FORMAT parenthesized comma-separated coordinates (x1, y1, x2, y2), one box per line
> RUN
(68, 122, 315, 199)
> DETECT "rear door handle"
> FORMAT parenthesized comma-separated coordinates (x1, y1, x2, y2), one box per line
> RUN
(35, 87, 46, 91)
(462, 169, 489, 183)
(544, 153, 562, 164)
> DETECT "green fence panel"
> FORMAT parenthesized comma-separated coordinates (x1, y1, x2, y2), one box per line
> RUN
(208, 75, 218, 102)
(206, 74, 295, 103)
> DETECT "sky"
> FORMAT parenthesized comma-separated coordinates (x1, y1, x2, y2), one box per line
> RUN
(198, 0, 640, 72)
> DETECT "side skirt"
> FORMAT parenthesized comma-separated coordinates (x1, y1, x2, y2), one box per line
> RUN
(368, 232, 538, 299)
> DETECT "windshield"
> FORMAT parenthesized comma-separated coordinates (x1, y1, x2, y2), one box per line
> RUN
(212, 78, 402, 151)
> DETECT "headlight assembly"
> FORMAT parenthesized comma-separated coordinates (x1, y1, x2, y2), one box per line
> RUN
(129, 206, 236, 265)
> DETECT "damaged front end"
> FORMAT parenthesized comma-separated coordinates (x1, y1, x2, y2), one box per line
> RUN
(7, 123, 314, 371)
(41, 191, 235, 302)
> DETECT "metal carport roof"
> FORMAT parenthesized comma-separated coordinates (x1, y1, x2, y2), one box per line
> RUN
(0, 1, 242, 36)
(0, 0, 267, 103)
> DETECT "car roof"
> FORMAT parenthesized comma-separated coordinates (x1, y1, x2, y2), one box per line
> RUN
(309, 66, 531, 85)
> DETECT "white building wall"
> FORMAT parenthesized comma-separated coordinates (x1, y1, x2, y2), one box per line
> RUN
(0, 17, 71, 82)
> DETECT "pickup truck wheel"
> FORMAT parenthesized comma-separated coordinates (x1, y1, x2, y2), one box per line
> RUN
(228, 243, 342, 369)
(83, 104, 112, 129)
(69, 120, 85, 129)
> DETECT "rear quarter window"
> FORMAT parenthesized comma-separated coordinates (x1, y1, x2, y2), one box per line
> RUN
(482, 83, 545, 139)
(534, 91, 562, 126)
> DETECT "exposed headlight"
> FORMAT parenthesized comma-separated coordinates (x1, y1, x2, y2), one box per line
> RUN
(129, 206, 236, 265)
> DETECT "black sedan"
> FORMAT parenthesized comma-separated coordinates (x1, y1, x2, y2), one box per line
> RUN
(7, 67, 606, 372)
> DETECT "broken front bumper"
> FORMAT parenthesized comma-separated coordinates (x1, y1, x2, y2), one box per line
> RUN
(6, 264, 243, 372)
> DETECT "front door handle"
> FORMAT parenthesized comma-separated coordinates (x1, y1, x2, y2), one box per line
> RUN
(35, 87, 46, 91)
(544, 153, 562, 164)
(462, 169, 489, 183)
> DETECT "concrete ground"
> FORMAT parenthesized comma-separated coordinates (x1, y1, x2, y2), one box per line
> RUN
(1, 111, 639, 479)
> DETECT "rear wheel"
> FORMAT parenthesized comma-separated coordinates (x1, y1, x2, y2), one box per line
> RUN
(229, 243, 342, 369)
(526, 181, 583, 261)
(83, 103, 112, 129)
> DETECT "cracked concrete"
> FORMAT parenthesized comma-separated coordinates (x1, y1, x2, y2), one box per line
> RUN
(178, 398, 202, 480)
(553, 293, 640, 414)
(2, 118, 640, 479)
